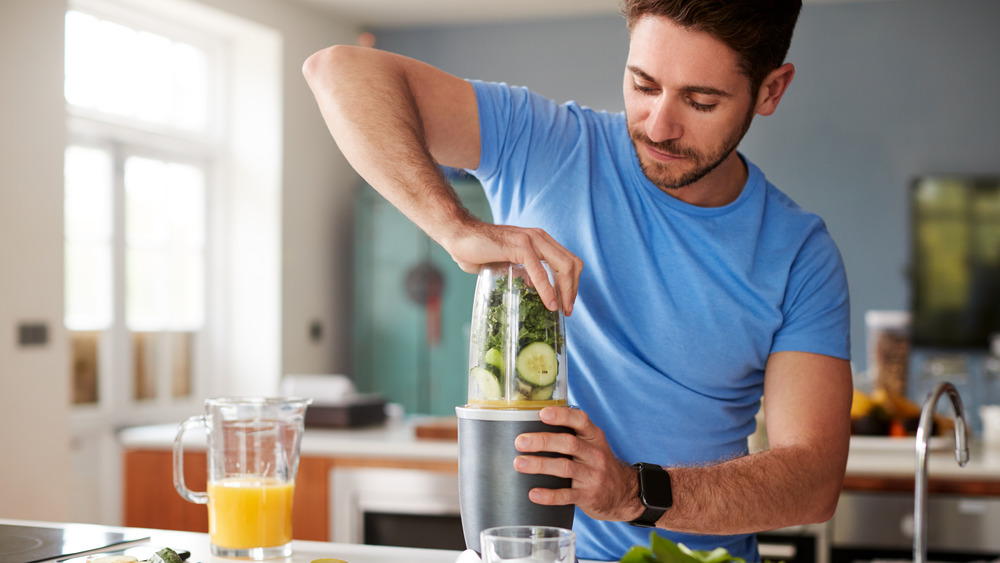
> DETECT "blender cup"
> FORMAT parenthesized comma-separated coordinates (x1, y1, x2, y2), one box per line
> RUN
(467, 262, 568, 408)
(458, 262, 574, 553)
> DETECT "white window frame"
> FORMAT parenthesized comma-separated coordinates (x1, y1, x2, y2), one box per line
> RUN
(65, 0, 282, 525)
(65, 0, 224, 424)
(65, 136, 215, 415)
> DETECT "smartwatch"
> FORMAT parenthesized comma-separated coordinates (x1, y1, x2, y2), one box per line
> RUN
(628, 462, 673, 527)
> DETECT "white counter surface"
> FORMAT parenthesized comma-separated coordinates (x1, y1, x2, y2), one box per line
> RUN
(0, 519, 461, 563)
(1, 519, 604, 563)
(120, 418, 1000, 482)
(845, 435, 1000, 481)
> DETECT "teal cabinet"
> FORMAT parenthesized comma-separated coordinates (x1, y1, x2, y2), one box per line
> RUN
(352, 179, 492, 415)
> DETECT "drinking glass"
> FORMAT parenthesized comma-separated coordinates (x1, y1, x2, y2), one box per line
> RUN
(480, 526, 575, 563)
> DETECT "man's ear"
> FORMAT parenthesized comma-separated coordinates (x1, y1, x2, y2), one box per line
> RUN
(755, 62, 795, 116)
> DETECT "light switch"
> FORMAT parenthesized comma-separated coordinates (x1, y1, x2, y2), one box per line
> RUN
(309, 319, 323, 343)
(18, 322, 49, 347)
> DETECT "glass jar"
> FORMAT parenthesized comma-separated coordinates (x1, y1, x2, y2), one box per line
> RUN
(467, 262, 567, 408)
(865, 310, 911, 396)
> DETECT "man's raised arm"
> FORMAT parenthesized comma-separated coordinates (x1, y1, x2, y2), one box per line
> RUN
(302, 45, 581, 314)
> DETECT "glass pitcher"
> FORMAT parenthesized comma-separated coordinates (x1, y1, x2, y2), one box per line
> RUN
(173, 397, 311, 559)
(467, 262, 568, 408)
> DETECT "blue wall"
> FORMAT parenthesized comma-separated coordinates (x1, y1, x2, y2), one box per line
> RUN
(374, 0, 1000, 372)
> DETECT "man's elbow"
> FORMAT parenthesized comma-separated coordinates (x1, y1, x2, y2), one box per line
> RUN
(805, 477, 844, 524)
(302, 44, 351, 85)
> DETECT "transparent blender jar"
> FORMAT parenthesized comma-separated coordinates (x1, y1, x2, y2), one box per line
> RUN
(467, 262, 567, 408)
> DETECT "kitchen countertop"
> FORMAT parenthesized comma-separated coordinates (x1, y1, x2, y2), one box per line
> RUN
(842, 434, 1000, 495)
(845, 435, 1000, 480)
(122, 416, 1000, 501)
(120, 417, 1000, 482)
(0, 519, 461, 563)
(1, 519, 603, 563)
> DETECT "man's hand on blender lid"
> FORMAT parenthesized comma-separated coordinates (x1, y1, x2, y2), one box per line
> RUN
(444, 222, 582, 315)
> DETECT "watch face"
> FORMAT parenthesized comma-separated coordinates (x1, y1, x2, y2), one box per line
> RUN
(639, 467, 673, 509)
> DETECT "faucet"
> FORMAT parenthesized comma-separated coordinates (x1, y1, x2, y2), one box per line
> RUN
(914, 381, 970, 563)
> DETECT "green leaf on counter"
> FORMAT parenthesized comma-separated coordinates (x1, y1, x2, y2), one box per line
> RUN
(679, 545, 746, 563)
(147, 547, 184, 563)
(620, 532, 747, 563)
(650, 532, 697, 562)
(619, 545, 658, 563)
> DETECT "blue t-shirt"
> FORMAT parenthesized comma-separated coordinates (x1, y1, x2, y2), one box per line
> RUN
(467, 80, 851, 562)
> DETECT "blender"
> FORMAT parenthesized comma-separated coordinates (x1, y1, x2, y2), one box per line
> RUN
(457, 262, 575, 553)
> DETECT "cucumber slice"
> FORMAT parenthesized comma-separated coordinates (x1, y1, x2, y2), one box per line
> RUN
(528, 383, 555, 401)
(484, 347, 504, 375)
(515, 380, 556, 401)
(470, 366, 502, 400)
(516, 377, 533, 395)
(515, 341, 558, 387)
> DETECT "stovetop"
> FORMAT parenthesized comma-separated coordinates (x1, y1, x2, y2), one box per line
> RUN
(0, 523, 148, 563)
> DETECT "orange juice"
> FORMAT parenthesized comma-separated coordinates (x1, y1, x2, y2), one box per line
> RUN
(207, 477, 294, 549)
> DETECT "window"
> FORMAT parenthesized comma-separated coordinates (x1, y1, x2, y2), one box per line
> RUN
(911, 176, 1000, 349)
(63, 0, 282, 525)
(64, 10, 210, 132)
(64, 4, 217, 409)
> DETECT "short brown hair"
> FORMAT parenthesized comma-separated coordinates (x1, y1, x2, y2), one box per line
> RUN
(621, 0, 802, 94)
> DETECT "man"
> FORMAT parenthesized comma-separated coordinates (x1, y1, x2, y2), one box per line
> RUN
(303, 0, 852, 560)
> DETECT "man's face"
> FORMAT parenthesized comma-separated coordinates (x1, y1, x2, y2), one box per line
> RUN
(624, 16, 758, 195)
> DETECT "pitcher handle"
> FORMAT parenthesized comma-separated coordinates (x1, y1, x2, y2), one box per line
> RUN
(173, 414, 209, 504)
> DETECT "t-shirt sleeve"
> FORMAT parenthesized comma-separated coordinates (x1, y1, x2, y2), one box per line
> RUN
(468, 79, 511, 183)
(466, 80, 583, 218)
(771, 225, 851, 360)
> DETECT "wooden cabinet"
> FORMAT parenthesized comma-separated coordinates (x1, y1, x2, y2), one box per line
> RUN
(123, 448, 457, 541)
(842, 473, 1000, 496)
(352, 179, 492, 416)
(124, 449, 208, 533)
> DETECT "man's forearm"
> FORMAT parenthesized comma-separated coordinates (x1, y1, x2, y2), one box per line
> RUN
(513, 406, 843, 534)
(654, 445, 844, 534)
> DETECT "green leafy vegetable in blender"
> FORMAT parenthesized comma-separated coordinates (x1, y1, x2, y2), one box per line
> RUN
(473, 274, 564, 400)
(485, 275, 563, 353)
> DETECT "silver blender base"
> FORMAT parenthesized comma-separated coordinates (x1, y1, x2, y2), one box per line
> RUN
(456, 406, 576, 553)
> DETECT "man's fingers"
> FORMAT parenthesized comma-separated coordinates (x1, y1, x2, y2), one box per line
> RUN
(446, 223, 581, 314)
(556, 257, 581, 315)
(514, 453, 576, 478)
(538, 406, 605, 442)
(515, 429, 581, 457)
(520, 255, 560, 312)
(528, 486, 576, 506)
(521, 230, 583, 315)
(454, 260, 482, 275)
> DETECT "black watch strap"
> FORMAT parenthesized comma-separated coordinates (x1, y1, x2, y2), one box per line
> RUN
(628, 462, 672, 528)
(630, 504, 667, 528)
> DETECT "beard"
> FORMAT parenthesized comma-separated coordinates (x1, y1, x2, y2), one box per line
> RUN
(628, 105, 756, 191)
